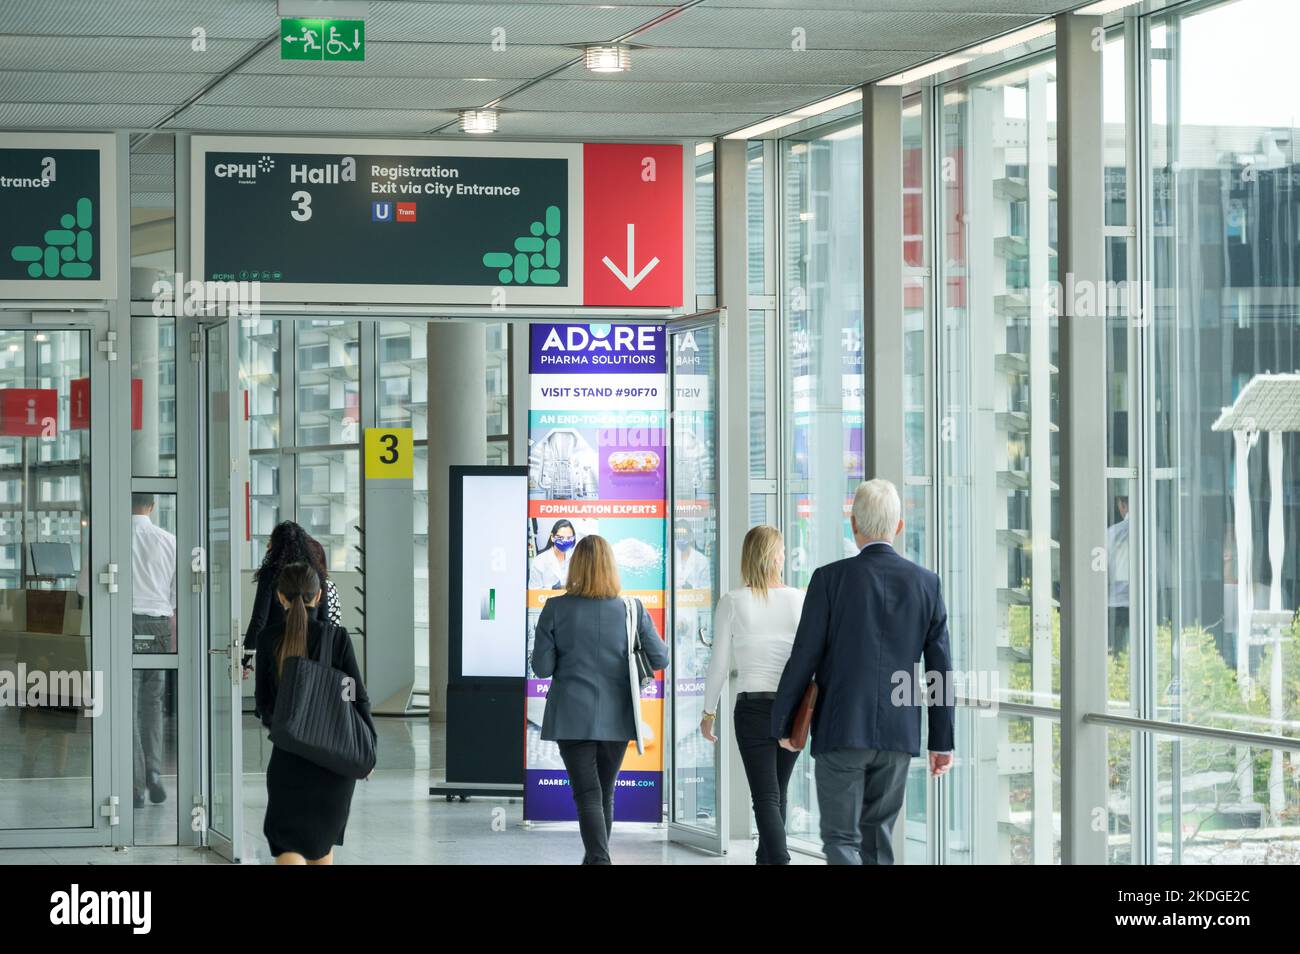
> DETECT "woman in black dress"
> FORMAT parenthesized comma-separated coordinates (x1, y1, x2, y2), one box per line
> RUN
(254, 562, 376, 865)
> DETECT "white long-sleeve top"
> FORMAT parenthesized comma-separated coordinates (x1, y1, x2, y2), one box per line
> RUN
(702, 585, 805, 713)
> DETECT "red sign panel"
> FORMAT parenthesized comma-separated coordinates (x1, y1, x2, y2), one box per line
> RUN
(0, 388, 57, 437)
(582, 143, 683, 308)
(69, 378, 143, 430)
(70, 378, 90, 430)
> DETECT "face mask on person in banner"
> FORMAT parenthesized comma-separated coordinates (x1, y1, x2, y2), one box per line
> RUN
(675, 537, 691, 553)
(554, 537, 576, 553)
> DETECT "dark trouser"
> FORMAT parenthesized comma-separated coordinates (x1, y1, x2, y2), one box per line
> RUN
(131, 615, 170, 798)
(814, 746, 911, 865)
(557, 739, 628, 865)
(734, 695, 798, 865)
(1109, 605, 1130, 655)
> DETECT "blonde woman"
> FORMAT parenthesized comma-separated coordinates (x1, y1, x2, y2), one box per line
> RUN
(531, 535, 669, 864)
(700, 525, 804, 865)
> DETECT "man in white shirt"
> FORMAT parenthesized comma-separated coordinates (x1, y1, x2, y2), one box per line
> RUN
(131, 493, 177, 809)
(1106, 495, 1130, 654)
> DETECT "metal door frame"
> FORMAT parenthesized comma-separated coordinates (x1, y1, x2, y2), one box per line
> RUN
(0, 309, 114, 848)
(665, 307, 729, 854)
(198, 315, 245, 861)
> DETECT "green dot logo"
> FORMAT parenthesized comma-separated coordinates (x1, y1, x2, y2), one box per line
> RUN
(482, 205, 562, 285)
(9, 197, 95, 279)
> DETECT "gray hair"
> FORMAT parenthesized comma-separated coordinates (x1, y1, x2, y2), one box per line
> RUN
(852, 478, 901, 542)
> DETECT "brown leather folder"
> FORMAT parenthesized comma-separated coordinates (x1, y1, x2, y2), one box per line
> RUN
(788, 681, 818, 751)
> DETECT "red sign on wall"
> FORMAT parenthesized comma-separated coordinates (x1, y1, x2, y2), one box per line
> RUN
(69, 378, 143, 430)
(582, 143, 683, 308)
(0, 388, 58, 437)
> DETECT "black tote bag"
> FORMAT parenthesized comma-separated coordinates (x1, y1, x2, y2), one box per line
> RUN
(269, 623, 376, 780)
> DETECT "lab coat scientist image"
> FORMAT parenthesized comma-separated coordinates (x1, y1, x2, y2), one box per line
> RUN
(530, 519, 577, 590)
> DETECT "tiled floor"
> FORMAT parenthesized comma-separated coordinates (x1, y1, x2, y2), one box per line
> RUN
(1, 717, 813, 865)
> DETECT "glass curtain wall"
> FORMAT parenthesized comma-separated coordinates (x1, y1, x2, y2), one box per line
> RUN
(938, 54, 1061, 864)
(240, 319, 509, 699)
(757, 0, 1299, 865)
(779, 116, 865, 846)
(1143, 0, 1300, 863)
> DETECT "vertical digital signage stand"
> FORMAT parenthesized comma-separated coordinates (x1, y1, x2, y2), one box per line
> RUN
(430, 465, 528, 801)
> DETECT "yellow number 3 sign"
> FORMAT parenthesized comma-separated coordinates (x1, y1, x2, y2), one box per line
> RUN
(364, 428, 413, 479)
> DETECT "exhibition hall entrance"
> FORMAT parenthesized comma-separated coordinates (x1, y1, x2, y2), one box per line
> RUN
(198, 309, 730, 859)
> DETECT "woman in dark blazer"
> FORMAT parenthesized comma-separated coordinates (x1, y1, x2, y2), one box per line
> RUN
(531, 534, 669, 865)
(254, 562, 376, 865)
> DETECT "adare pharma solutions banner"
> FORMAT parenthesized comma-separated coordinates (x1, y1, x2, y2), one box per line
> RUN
(525, 323, 667, 822)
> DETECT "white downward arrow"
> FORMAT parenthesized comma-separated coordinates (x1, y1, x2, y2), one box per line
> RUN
(602, 223, 660, 290)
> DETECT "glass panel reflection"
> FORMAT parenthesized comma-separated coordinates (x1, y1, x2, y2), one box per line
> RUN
(671, 323, 720, 832)
(0, 328, 94, 830)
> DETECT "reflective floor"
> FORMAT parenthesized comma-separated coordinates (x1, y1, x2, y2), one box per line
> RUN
(1, 717, 805, 865)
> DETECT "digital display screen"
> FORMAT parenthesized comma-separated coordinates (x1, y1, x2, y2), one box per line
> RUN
(459, 473, 528, 678)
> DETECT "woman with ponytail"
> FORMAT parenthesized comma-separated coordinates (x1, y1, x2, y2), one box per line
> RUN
(254, 562, 376, 865)
(244, 521, 331, 656)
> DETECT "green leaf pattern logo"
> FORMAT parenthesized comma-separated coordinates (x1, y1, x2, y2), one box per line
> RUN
(10, 197, 94, 278)
(482, 204, 561, 285)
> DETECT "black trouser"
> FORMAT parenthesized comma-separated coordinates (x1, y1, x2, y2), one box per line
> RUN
(556, 739, 627, 865)
(132, 614, 170, 798)
(734, 695, 799, 865)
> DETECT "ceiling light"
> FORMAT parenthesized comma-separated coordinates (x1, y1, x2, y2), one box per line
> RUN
(725, 88, 862, 140)
(969, 21, 1055, 56)
(584, 44, 631, 73)
(877, 55, 973, 87)
(1075, 0, 1143, 13)
(459, 109, 498, 134)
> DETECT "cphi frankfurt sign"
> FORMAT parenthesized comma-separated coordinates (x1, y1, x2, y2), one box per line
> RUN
(192, 136, 685, 308)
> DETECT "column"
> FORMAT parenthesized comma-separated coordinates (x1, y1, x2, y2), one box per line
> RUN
(862, 84, 904, 488)
(427, 321, 486, 732)
(1056, 11, 1110, 865)
(713, 136, 750, 841)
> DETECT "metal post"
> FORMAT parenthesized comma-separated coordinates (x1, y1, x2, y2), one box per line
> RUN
(1056, 11, 1110, 865)
(714, 137, 751, 846)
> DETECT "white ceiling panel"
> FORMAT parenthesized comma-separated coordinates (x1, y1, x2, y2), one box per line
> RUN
(0, 0, 277, 39)
(0, 71, 215, 106)
(0, 102, 175, 128)
(469, 109, 766, 137)
(0, 35, 260, 74)
(637, 8, 1037, 50)
(389, 0, 678, 5)
(169, 104, 459, 134)
(366, 2, 659, 43)
(507, 78, 843, 114)
(0, 0, 1086, 139)
(701, 0, 1067, 11)
(237, 40, 579, 79)
(130, 173, 175, 192)
(128, 151, 175, 175)
(204, 73, 517, 110)
(551, 45, 939, 84)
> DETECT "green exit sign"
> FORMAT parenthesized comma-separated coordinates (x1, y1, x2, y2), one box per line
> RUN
(280, 18, 365, 61)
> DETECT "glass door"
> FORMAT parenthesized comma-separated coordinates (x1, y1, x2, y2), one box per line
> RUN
(666, 311, 726, 853)
(202, 319, 244, 860)
(0, 316, 112, 847)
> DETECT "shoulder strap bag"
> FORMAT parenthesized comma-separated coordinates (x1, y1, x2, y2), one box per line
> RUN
(623, 596, 653, 755)
(269, 622, 377, 779)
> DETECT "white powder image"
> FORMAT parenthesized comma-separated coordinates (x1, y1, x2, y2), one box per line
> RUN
(613, 537, 662, 570)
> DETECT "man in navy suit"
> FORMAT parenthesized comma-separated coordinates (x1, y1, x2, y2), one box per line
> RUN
(772, 478, 954, 864)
